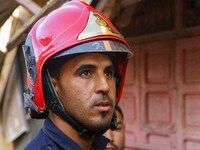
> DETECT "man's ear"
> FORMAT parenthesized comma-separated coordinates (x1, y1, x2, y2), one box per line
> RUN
(50, 77, 60, 93)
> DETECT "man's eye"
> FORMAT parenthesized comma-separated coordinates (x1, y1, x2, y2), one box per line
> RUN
(115, 127, 122, 131)
(80, 71, 92, 77)
(105, 71, 114, 79)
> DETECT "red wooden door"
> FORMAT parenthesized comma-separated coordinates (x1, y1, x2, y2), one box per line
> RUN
(119, 36, 200, 150)
(176, 37, 200, 150)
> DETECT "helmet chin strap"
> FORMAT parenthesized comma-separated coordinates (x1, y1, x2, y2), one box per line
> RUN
(43, 69, 117, 138)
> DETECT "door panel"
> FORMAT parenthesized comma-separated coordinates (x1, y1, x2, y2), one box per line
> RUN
(176, 37, 200, 150)
(139, 41, 177, 149)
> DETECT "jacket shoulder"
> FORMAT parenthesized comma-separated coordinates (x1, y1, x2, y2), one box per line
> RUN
(23, 129, 63, 150)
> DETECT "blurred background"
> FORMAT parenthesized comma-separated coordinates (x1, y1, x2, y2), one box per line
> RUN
(1, 0, 200, 149)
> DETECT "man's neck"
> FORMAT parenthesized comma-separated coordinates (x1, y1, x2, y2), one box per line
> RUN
(48, 112, 93, 150)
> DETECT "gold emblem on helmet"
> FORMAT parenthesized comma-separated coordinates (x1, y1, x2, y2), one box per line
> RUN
(78, 11, 124, 40)
(95, 15, 107, 27)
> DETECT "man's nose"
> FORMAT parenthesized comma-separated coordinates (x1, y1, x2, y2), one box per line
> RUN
(104, 130, 114, 142)
(95, 75, 110, 93)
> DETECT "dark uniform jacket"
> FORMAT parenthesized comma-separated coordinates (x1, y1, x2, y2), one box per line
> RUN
(24, 117, 109, 150)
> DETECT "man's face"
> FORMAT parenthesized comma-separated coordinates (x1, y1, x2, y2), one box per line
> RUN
(52, 53, 116, 131)
(104, 110, 125, 150)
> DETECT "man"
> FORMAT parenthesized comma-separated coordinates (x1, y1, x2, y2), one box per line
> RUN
(22, 1, 132, 150)
(104, 105, 125, 150)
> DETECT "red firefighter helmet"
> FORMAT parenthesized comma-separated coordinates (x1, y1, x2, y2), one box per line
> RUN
(23, 0, 132, 136)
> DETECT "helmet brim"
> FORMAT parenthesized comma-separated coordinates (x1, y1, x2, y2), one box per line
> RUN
(52, 40, 133, 59)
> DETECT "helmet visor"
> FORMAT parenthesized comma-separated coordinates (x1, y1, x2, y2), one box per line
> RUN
(52, 40, 133, 59)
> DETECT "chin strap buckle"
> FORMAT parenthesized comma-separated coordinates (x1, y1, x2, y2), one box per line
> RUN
(24, 86, 38, 111)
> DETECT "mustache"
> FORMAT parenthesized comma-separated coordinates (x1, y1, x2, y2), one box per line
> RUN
(92, 94, 114, 107)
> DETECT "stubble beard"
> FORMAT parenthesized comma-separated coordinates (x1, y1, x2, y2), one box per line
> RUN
(59, 86, 113, 132)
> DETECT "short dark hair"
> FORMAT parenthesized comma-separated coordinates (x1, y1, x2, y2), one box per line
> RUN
(115, 104, 124, 119)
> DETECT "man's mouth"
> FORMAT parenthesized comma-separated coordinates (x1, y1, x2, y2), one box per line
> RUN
(94, 101, 111, 112)
(106, 144, 118, 150)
